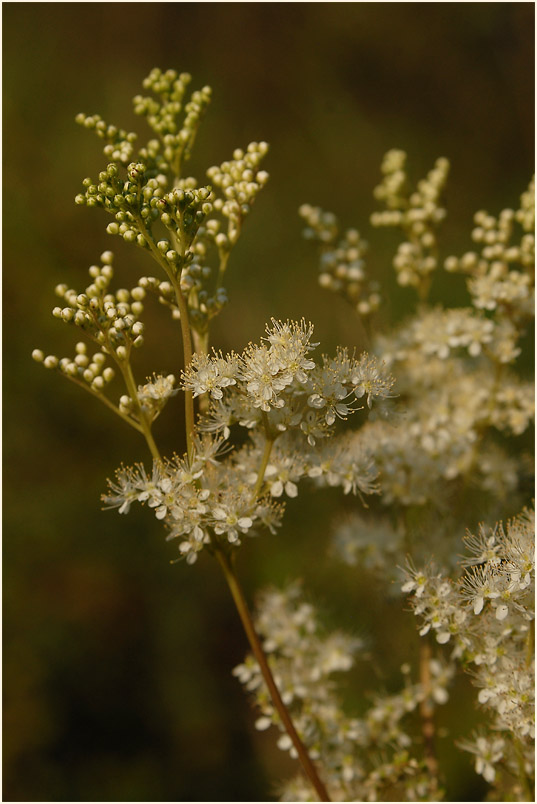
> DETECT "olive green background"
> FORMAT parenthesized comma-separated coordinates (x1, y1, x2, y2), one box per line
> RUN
(3, 3, 534, 802)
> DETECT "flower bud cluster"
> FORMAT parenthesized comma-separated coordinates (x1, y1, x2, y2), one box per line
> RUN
(47, 251, 145, 360)
(76, 71, 270, 336)
(403, 505, 535, 787)
(34, 251, 149, 404)
(75, 161, 160, 241)
(75, 113, 137, 164)
(207, 142, 269, 246)
(32, 341, 115, 394)
(444, 177, 535, 319)
(155, 183, 214, 253)
(370, 150, 449, 290)
(134, 68, 211, 171)
(299, 204, 381, 315)
(234, 583, 449, 802)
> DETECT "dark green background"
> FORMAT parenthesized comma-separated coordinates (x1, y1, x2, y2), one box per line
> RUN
(3, 3, 534, 801)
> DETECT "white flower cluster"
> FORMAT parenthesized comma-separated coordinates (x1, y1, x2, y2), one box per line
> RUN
(299, 204, 381, 316)
(331, 513, 403, 576)
(234, 583, 452, 802)
(103, 440, 283, 564)
(365, 327, 534, 505)
(103, 320, 392, 564)
(119, 373, 178, 424)
(302, 160, 534, 513)
(370, 149, 449, 292)
(403, 505, 535, 787)
(187, 320, 395, 441)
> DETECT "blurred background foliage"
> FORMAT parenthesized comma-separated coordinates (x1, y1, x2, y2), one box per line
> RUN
(3, 3, 534, 801)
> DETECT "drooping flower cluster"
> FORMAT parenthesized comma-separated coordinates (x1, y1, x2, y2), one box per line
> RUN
(403, 505, 535, 790)
(234, 583, 453, 802)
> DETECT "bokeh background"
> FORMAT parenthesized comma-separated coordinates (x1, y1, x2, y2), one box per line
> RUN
(3, 3, 534, 801)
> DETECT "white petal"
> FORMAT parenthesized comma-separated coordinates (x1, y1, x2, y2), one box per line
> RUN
(271, 480, 284, 497)
(473, 596, 484, 615)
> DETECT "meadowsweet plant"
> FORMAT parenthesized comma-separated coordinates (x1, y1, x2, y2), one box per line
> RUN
(231, 154, 533, 800)
(33, 68, 400, 802)
(34, 70, 534, 801)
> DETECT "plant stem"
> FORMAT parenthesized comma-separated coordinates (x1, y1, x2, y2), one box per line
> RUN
(170, 274, 196, 461)
(215, 548, 331, 802)
(137, 219, 196, 463)
(119, 359, 161, 462)
(192, 329, 210, 415)
(253, 436, 274, 500)
(62, 372, 145, 434)
(418, 640, 440, 789)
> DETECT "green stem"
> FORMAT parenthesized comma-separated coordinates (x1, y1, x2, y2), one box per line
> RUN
(215, 549, 331, 802)
(253, 436, 274, 500)
(215, 248, 230, 292)
(119, 359, 161, 462)
(62, 372, 145, 435)
(140, 225, 196, 463)
(170, 274, 196, 461)
(192, 329, 210, 415)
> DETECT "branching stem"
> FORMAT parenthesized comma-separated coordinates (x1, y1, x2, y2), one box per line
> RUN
(61, 371, 145, 434)
(119, 359, 161, 462)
